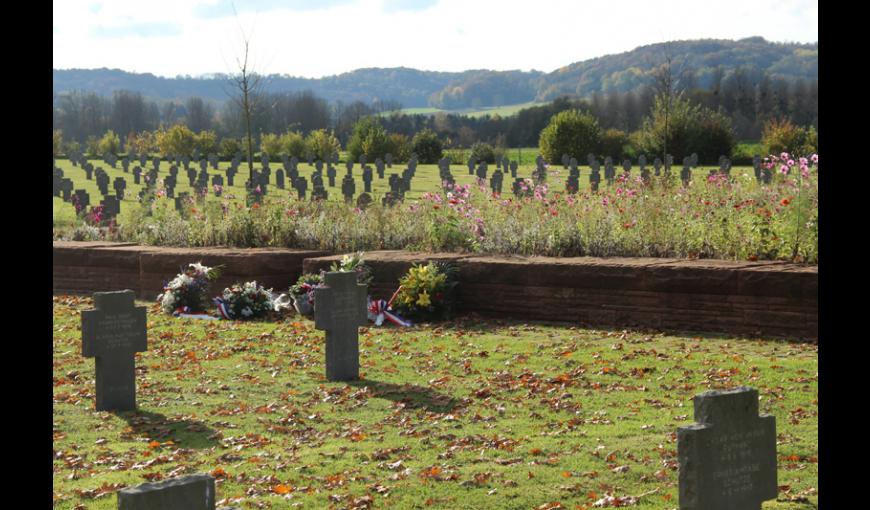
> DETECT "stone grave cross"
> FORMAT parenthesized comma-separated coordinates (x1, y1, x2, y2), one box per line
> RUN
(677, 387, 777, 510)
(314, 271, 368, 382)
(81, 290, 147, 411)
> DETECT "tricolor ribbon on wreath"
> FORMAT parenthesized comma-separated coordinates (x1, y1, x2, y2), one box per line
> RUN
(213, 297, 233, 320)
(367, 286, 412, 327)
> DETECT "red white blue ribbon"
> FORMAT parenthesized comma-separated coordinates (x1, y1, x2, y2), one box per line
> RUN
(213, 297, 233, 320)
(367, 297, 412, 327)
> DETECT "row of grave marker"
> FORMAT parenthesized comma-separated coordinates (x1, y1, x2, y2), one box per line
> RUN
(83, 285, 778, 510)
(56, 152, 775, 220)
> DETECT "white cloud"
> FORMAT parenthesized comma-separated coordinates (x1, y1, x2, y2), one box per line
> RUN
(53, 0, 818, 77)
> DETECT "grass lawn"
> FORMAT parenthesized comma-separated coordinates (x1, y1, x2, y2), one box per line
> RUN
(52, 157, 759, 230)
(53, 296, 818, 509)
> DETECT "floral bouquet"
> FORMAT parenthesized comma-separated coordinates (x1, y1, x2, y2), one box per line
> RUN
(214, 281, 274, 320)
(289, 273, 324, 316)
(330, 252, 374, 287)
(157, 262, 222, 315)
(391, 262, 458, 322)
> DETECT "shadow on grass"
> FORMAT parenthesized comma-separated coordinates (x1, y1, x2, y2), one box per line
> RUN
(113, 409, 220, 449)
(348, 379, 462, 413)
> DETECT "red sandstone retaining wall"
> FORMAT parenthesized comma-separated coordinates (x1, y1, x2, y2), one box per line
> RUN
(54, 243, 818, 340)
(53, 242, 327, 299)
(303, 252, 818, 340)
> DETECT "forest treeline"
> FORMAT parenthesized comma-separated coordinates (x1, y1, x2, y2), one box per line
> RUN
(53, 67, 817, 150)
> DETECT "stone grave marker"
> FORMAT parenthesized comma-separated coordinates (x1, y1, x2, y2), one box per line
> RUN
(356, 192, 372, 209)
(113, 177, 127, 200)
(509, 160, 518, 178)
(73, 189, 89, 210)
(590, 163, 601, 192)
(311, 185, 328, 201)
(275, 169, 285, 189)
(681, 157, 692, 186)
(345, 160, 354, 173)
(133, 167, 141, 184)
(81, 290, 147, 411)
(359, 154, 367, 166)
(653, 157, 662, 176)
(117, 473, 221, 510)
(59, 178, 74, 201)
(677, 387, 777, 510)
(385, 153, 393, 167)
(327, 165, 337, 187)
(295, 177, 308, 199)
(467, 158, 475, 175)
(212, 175, 224, 196)
(341, 174, 356, 203)
(122, 158, 129, 172)
(314, 271, 369, 381)
(561, 153, 570, 168)
(362, 166, 373, 193)
(622, 159, 632, 176)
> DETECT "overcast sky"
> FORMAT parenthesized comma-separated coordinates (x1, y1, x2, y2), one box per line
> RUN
(53, 0, 818, 78)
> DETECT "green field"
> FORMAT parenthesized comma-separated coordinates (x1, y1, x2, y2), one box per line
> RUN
(53, 156, 758, 229)
(386, 101, 545, 118)
(52, 296, 818, 509)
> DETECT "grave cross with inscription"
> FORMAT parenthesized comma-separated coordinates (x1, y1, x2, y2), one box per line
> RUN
(677, 387, 777, 510)
(313, 271, 368, 381)
(81, 290, 147, 412)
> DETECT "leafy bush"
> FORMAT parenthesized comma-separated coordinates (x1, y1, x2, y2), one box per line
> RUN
(194, 130, 219, 156)
(126, 131, 157, 155)
(53, 130, 63, 158)
(387, 133, 412, 163)
(155, 124, 197, 157)
(347, 117, 392, 163)
(85, 136, 100, 158)
(445, 148, 469, 165)
(597, 128, 629, 159)
(260, 133, 283, 159)
(469, 142, 496, 164)
(220, 137, 242, 160)
(64, 141, 81, 158)
(761, 119, 818, 157)
(98, 130, 121, 156)
(282, 130, 307, 159)
(305, 129, 342, 161)
(538, 110, 601, 164)
(412, 129, 444, 163)
(635, 94, 735, 163)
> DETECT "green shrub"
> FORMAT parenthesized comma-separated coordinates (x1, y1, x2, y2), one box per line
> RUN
(635, 94, 735, 164)
(282, 130, 307, 159)
(761, 119, 817, 157)
(64, 141, 81, 157)
(597, 128, 629, 159)
(538, 110, 601, 164)
(220, 137, 242, 160)
(411, 129, 444, 163)
(260, 133, 283, 159)
(306, 129, 342, 161)
(469, 142, 496, 164)
(445, 148, 469, 165)
(98, 130, 121, 156)
(53, 130, 63, 158)
(347, 117, 391, 162)
(388, 133, 412, 163)
(194, 130, 219, 156)
(155, 124, 197, 157)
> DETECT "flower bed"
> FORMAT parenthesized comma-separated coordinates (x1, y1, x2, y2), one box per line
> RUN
(53, 158, 819, 263)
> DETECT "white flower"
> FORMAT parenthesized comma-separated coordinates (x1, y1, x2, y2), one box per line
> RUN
(241, 307, 253, 317)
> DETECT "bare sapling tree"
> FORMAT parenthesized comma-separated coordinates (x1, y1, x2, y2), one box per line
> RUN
(225, 4, 266, 173)
(649, 43, 688, 172)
